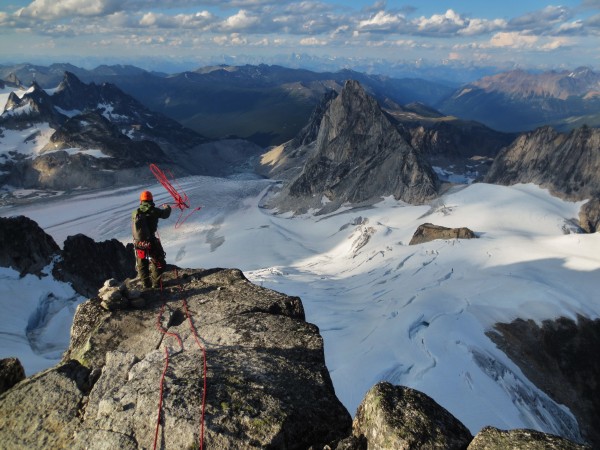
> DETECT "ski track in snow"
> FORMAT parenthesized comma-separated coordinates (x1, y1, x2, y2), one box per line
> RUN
(1, 177, 599, 441)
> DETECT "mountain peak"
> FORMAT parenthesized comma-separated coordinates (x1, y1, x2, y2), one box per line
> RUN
(269, 80, 438, 214)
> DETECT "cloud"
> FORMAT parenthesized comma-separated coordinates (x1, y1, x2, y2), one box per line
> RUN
(17, 0, 122, 19)
(220, 9, 261, 31)
(458, 18, 507, 36)
(580, 0, 600, 9)
(139, 11, 214, 29)
(416, 9, 465, 35)
(299, 37, 328, 46)
(509, 6, 573, 32)
(213, 32, 248, 45)
(539, 37, 572, 50)
(490, 31, 538, 48)
(284, 1, 332, 14)
(556, 20, 585, 35)
(358, 11, 405, 31)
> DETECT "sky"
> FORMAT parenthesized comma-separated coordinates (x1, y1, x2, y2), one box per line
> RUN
(0, 1, 600, 76)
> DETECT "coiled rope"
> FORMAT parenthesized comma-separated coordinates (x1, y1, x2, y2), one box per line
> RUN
(149, 163, 202, 228)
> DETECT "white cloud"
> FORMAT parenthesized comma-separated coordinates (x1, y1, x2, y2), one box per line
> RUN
(458, 18, 506, 36)
(139, 11, 214, 29)
(540, 37, 572, 50)
(509, 6, 572, 32)
(213, 32, 248, 45)
(220, 9, 261, 31)
(285, 1, 332, 14)
(17, 0, 121, 19)
(556, 21, 584, 35)
(358, 11, 404, 31)
(299, 36, 328, 46)
(490, 31, 538, 48)
(416, 9, 465, 34)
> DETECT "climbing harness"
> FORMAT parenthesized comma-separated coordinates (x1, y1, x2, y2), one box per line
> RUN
(149, 163, 202, 228)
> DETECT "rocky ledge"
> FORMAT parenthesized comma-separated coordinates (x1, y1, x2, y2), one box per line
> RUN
(0, 266, 592, 449)
(0, 268, 351, 449)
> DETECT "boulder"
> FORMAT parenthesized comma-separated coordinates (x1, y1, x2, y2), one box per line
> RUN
(353, 382, 472, 450)
(0, 360, 93, 450)
(579, 197, 600, 233)
(0, 216, 60, 275)
(409, 222, 477, 245)
(1, 268, 351, 449)
(468, 426, 591, 449)
(53, 234, 136, 297)
(0, 358, 25, 394)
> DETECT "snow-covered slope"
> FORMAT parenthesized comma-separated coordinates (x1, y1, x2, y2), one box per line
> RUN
(1, 176, 599, 441)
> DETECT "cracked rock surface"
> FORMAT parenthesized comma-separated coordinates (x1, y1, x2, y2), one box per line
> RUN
(0, 268, 351, 449)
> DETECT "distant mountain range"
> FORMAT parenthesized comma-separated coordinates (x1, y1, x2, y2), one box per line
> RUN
(0, 72, 261, 197)
(0, 63, 456, 146)
(439, 67, 600, 132)
(3, 63, 600, 145)
(2, 65, 600, 222)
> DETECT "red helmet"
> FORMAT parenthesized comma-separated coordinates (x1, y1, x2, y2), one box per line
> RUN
(140, 190, 153, 202)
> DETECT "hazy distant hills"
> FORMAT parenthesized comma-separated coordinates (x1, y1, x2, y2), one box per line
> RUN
(0, 63, 456, 147)
(439, 67, 600, 132)
(4, 63, 600, 144)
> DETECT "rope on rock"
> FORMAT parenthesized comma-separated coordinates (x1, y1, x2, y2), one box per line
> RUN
(153, 300, 184, 450)
(182, 297, 208, 448)
(152, 274, 208, 450)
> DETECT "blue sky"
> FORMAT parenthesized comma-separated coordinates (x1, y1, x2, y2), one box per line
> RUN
(1, 1, 599, 72)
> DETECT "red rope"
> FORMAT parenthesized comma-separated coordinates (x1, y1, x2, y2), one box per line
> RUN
(152, 273, 208, 450)
(182, 298, 208, 449)
(153, 301, 184, 450)
(153, 345, 169, 450)
(149, 163, 202, 228)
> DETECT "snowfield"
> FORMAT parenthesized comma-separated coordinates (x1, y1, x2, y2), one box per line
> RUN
(1, 176, 599, 442)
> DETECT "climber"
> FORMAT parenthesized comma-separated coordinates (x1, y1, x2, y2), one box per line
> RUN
(132, 190, 171, 289)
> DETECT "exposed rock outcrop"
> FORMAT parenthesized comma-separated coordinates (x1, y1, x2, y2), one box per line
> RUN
(488, 316, 600, 448)
(267, 80, 439, 214)
(52, 71, 208, 150)
(1, 268, 352, 449)
(0, 358, 25, 394)
(0, 82, 64, 128)
(0, 215, 60, 275)
(352, 382, 473, 450)
(484, 125, 600, 201)
(579, 197, 600, 233)
(468, 426, 590, 450)
(409, 222, 477, 245)
(0, 216, 134, 297)
(0, 360, 94, 450)
(53, 233, 135, 297)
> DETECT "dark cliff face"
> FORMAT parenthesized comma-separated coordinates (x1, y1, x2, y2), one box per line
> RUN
(0, 216, 60, 276)
(52, 71, 208, 150)
(0, 82, 64, 128)
(0, 216, 134, 297)
(488, 316, 600, 448)
(271, 80, 439, 214)
(484, 125, 600, 201)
